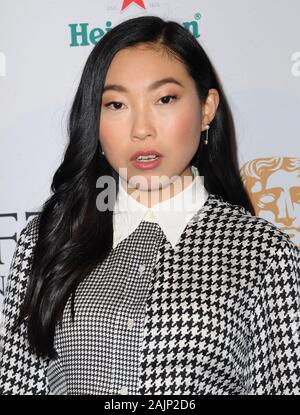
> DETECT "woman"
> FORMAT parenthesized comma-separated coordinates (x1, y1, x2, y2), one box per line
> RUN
(0, 15, 299, 395)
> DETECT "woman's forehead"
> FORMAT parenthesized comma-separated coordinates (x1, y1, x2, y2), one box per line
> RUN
(104, 49, 191, 91)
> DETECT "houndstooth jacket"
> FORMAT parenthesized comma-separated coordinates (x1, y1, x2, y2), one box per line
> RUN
(0, 192, 299, 395)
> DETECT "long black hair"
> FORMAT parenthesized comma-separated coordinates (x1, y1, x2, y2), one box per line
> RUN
(16, 15, 255, 358)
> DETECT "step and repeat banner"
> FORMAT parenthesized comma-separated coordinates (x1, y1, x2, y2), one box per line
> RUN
(1, 0, 300, 319)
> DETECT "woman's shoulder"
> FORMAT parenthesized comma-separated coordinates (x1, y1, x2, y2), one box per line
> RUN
(17, 214, 41, 248)
(207, 193, 299, 257)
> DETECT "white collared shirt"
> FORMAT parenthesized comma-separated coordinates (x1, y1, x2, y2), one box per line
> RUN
(112, 165, 209, 249)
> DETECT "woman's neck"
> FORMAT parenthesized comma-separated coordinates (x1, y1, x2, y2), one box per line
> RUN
(120, 165, 195, 208)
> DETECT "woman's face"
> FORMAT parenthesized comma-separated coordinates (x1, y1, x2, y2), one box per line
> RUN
(99, 45, 213, 197)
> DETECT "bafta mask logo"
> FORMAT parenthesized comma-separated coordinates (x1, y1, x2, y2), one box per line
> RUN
(241, 157, 300, 249)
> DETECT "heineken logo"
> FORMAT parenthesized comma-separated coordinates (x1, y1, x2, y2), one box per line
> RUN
(69, 15, 201, 47)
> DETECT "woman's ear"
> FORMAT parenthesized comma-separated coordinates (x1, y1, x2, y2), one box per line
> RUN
(201, 88, 220, 130)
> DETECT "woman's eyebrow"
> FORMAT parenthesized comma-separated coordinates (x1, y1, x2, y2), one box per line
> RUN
(102, 77, 184, 94)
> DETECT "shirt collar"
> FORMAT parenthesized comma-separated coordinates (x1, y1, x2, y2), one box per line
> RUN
(112, 165, 209, 249)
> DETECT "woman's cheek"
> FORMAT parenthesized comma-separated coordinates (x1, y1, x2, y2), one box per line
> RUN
(164, 113, 192, 138)
(99, 120, 120, 148)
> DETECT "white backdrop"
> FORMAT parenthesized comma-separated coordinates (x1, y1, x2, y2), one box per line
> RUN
(1, 0, 300, 317)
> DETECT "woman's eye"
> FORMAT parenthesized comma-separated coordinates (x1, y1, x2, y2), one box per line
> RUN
(158, 95, 178, 105)
(104, 101, 124, 111)
(104, 95, 178, 111)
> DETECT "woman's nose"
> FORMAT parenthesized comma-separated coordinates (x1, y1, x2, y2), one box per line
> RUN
(130, 110, 155, 141)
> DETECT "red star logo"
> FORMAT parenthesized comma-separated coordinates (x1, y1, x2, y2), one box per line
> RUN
(121, 0, 146, 11)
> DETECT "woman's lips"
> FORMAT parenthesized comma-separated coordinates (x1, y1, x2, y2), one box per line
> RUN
(130, 150, 163, 160)
(131, 156, 163, 170)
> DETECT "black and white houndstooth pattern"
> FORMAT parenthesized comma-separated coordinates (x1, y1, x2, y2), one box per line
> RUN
(0, 193, 299, 394)
(47, 218, 165, 395)
(0, 218, 50, 394)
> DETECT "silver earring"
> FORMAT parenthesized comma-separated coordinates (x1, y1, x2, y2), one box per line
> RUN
(203, 125, 210, 145)
(101, 150, 105, 156)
